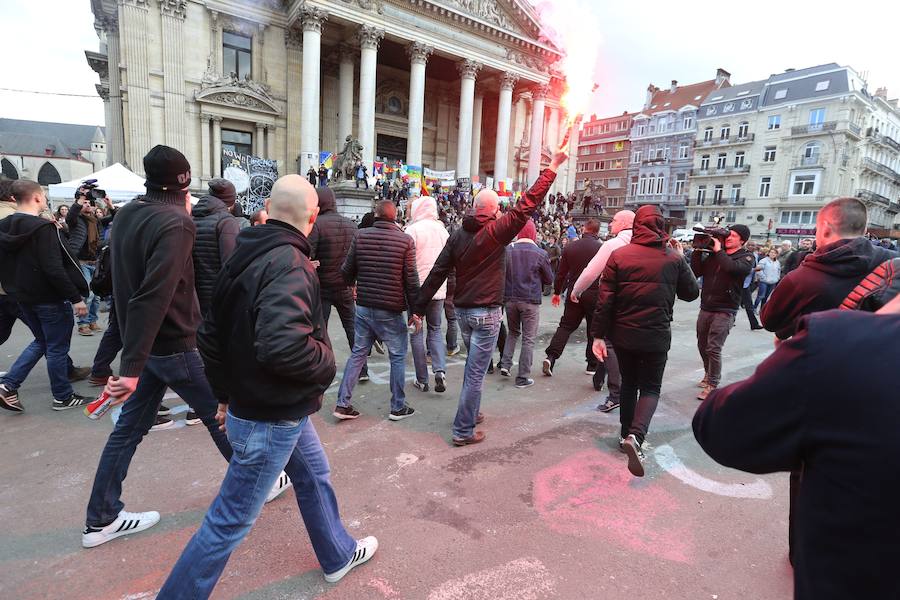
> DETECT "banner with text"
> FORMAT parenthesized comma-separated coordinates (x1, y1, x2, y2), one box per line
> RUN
(222, 149, 278, 215)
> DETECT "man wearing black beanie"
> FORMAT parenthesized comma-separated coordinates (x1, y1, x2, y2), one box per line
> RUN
(82, 146, 289, 549)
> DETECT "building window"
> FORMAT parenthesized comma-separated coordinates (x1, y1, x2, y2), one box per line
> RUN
(696, 186, 706, 205)
(656, 175, 665, 194)
(809, 108, 826, 127)
(767, 115, 781, 130)
(759, 176, 771, 197)
(221, 128, 253, 156)
(726, 210, 737, 222)
(781, 210, 819, 224)
(738, 121, 749, 138)
(763, 146, 777, 162)
(0, 158, 18, 180)
(607, 178, 621, 189)
(633, 150, 642, 163)
(683, 115, 694, 130)
(713, 185, 724, 202)
(700, 154, 710, 170)
(693, 210, 704, 222)
(734, 152, 745, 167)
(674, 173, 686, 195)
(716, 153, 727, 169)
(730, 184, 742, 201)
(791, 173, 818, 196)
(639, 175, 647, 195)
(630, 176, 638, 197)
(703, 127, 714, 142)
(678, 141, 690, 160)
(720, 125, 730, 140)
(774, 89, 787, 100)
(37, 162, 61, 185)
(223, 31, 252, 79)
(803, 142, 821, 165)
(636, 124, 646, 136)
(614, 159, 623, 169)
(815, 80, 830, 92)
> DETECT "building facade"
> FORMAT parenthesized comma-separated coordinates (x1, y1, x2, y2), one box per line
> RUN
(625, 69, 731, 220)
(0, 119, 107, 186)
(86, 0, 579, 195)
(575, 111, 633, 215)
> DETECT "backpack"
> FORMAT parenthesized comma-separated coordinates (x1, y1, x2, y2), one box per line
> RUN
(91, 245, 112, 297)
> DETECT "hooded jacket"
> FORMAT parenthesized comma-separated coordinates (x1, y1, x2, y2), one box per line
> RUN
(690, 239, 755, 314)
(0, 213, 88, 305)
(414, 168, 556, 313)
(191, 195, 240, 314)
(309, 187, 358, 291)
(761, 236, 896, 339)
(404, 196, 449, 300)
(198, 220, 335, 421)
(592, 206, 699, 353)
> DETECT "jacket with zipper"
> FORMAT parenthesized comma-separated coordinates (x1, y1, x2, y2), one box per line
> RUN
(404, 195, 449, 300)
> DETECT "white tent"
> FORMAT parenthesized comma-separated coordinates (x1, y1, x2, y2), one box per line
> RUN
(49, 162, 145, 204)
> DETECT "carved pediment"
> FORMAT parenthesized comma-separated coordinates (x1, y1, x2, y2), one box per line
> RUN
(435, 0, 523, 34)
(195, 83, 281, 115)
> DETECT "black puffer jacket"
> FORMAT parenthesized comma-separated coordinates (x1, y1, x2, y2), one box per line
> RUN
(309, 187, 357, 291)
(415, 168, 555, 312)
(192, 195, 239, 313)
(198, 219, 335, 421)
(342, 218, 419, 312)
(553, 232, 602, 295)
(691, 244, 755, 313)
(592, 205, 699, 353)
(761, 236, 896, 339)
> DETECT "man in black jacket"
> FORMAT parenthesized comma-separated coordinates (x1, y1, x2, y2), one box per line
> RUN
(690, 224, 755, 400)
(693, 300, 900, 600)
(334, 200, 420, 421)
(158, 174, 377, 596)
(67, 187, 107, 335)
(415, 151, 566, 446)
(0, 179, 90, 412)
(592, 205, 699, 476)
(543, 218, 602, 375)
(761, 198, 895, 340)
(192, 179, 240, 315)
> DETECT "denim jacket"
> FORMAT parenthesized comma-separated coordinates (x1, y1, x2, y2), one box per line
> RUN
(503, 239, 554, 304)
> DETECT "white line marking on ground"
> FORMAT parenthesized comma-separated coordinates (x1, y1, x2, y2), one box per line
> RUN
(654, 444, 773, 499)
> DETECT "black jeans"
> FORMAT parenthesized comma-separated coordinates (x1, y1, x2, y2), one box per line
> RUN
(444, 295, 459, 350)
(740, 287, 761, 329)
(544, 288, 597, 366)
(615, 347, 668, 444)
(91, 301, 122, 378)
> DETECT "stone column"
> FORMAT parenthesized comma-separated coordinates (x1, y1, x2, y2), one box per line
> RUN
(493, 73, 518, 188)
(159, 0, 187, 153)
(357, 25, 384, 171)
(406, 42, 432, 168)
(455, 59, 482, 181)
(255, 122, 266, 157)
(338, 44, 355, 143)
(266, 124, 276, 162)
(100, 17, 125, 165)
(510, 93, 526, 183)
(470, 93, 484, 181)
(300, 6, 327, 174)
(200, 113, 211, 181)
(527, 85, 548, 185)
(212, 116, 222, 177)
(120, 0, 152, 173)
(546, 105, 560, 192)
(285, 29, 302, 173)
(209, 10, 222, 72)
(253, 23, 265, 83)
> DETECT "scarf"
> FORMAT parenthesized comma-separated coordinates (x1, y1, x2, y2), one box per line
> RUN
(82, 211, 100, 258)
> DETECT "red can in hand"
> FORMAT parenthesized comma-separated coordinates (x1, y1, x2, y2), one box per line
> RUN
(84, 390, 116, 420)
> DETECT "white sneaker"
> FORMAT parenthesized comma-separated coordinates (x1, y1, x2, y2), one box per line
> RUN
(324, 536, 378, 583)
(265, 472, 291, 503)
(82, 510, 160, 548)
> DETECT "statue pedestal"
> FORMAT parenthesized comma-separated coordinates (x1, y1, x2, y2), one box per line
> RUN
(330, 181, 377, 221)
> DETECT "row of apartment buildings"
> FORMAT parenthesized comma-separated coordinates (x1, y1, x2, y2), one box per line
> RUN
(576, 63, 900, 241)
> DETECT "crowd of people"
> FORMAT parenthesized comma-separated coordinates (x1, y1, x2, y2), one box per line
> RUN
(0, 134, 898, 598)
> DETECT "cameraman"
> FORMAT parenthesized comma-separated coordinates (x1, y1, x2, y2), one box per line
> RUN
(690, 224, 755, 401)
(66, 184, 113, 336)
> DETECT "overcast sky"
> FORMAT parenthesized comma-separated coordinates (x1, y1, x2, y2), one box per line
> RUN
(2, 0, 899, 127)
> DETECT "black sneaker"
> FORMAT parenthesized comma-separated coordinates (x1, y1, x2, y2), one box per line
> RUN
(434, 372, 446, 393)
(0, 383, 22, 412)
(157, 404, 172, 416)
(499, 367, 510, 377)
(359, 367, 369, 382)
(623, 434, 645, 477)
(515, 378, 534, 389)
(52, 393, 90, 411)
(487, 360, 495, 375)
(150, 415, 174, 431)
(184, 411, 202, 426)
(542, 357, 554, 377)
(333, 405, 360, 420)
(413, 380, 429, 392)
(585, 364, 597, 376)
(388, 405, 415, 421)
(373, 340, 385, 355)
(598, 398, 620, 413)
(68, 366, 91, 382)
(447, 346, 460, 356)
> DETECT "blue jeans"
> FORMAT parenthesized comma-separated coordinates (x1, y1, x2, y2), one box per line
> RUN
(410, 299, 446, 383)
(85, 350, 232, 527)
(2, 302, 74, 401)
(157, 414, 356, 599)
(499, 301, 540, 384)
(454, 306, 501, 439)
(337, 306, 408, 412)
(754, 281, 775, 309)
(79, 263, 100, 325)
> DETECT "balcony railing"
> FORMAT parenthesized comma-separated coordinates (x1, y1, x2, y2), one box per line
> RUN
(791, 121, 837, 136)
(856, 188, 893, 207)
(862, 157, 900, 182)
(691, 165, 751, 177)
(694, 133, 755, 148)
(642, 156, 669, 165)
(867, 127, 900, 153)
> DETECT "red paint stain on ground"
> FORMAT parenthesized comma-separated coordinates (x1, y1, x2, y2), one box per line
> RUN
(533, 448, 693, 562)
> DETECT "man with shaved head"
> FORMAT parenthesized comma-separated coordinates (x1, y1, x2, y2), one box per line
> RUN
(415, 150, 568, 446)
(159, 174, 377, 597)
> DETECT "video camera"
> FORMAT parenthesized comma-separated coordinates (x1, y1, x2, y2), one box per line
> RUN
(76, 178, 107, 203)
(692, 225, 730, 251)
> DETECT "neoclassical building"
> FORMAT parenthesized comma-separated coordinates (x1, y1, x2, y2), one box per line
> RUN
(86, 0, 577, 195)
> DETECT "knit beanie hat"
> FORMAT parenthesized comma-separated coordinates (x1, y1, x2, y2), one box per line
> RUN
(143, 145, 191, 204)
(208, 178, 237, 207)
(728, 224, 751, 243)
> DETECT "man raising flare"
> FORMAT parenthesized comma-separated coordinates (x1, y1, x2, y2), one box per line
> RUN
(415, 150, 567, 446)
(157, 175, 376, 598)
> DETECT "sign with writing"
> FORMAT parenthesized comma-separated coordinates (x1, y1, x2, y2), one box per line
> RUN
(221, 149, 278, 215)
(424, 168, 456, 181)
(775, 228, 815, 235)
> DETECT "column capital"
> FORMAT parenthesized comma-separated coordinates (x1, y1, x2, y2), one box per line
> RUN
(406, 42, 433, 65)
(532, 84, 550, 101)
(199, 112, 213, 122)
(338, 43, 356, 64)
(97, 15, 119, 34)
(158, 0, 186, 19)
(357, 24, 384, 50)
(121, 0, 150, 8)
(96, 86, 110, 101)
(301, 5, 328, 33)
(285, 28, 303, 50)
(500, 72, 520, 91)
(457, 59, 483, 81)
(255, 122, 267, 129)
(210, 115, 223, 123)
